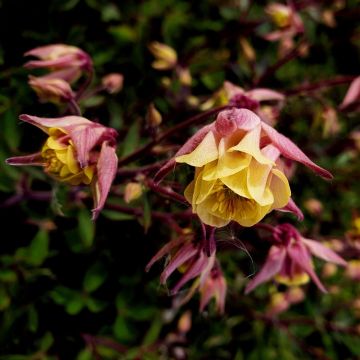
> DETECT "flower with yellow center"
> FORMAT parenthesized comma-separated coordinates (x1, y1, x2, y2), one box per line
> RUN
(6, 114, 118, 219)
(156, 109, 332, 227)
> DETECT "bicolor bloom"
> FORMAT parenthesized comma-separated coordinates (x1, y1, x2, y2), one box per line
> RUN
(201, 81, 285, 125)
(146, 234, 215, 295)
(156, 108, 332, 227)
(6, 114, 118, 219)
(264, 3, 304, 56)
(245, 223, 346, 293)
(24, 44, 92, 73)
(28, 75, 75, 104)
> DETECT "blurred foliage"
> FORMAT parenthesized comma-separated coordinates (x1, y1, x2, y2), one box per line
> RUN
(0, 0, 359, 359)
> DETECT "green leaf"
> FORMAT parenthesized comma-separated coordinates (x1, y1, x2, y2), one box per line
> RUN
(142, 315, 162, 346)
(0, 287, 11, 311)
(27, 229, 49, 266)
(0, 269, 17, 283)
(142, 194, 151, 233)
(38, 332, 54, 351)
(83, 262, 107, 293)
(121, 121, 140, 157)
(2, 109, 20, 150)
(76, 348, 93, 360)
(109, 25, 137, 45)
(78, 208, 95, 248)
(65, 294, 85, 315)
(28, 306, 39, 333)
(101, 210, 135, 221)
(113, 316, 133, 342)
(86, 297, 107, 313)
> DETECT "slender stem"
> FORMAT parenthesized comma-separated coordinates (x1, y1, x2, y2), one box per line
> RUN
(67, 98, 82, 116)
(116, 160, 166, 177)
(75, 68, 94, 101)
(117, 105, 230, 167)
(145, 179, 187, 204)
(254, 37, 306, 86)
(285, 76, 356, 96)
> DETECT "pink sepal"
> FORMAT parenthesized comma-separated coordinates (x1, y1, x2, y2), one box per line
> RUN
(6, 152, 43, 166)
(279, 198, 304, 221)
(339, 76, 360, 111)
(245, 245, 286, 294)
(247, 88, 285, 102)
(91, 142, 118, 220)
(261, 121, 333, 179)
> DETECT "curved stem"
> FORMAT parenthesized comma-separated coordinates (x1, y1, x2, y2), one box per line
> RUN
(67, 98, 82, 116)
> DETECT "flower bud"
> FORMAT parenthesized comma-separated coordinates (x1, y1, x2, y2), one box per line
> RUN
(124, 182, 143, 203)
(149, 42, 178, 70)
(102, 73, 124, 94)
(146, 103, 162, 127)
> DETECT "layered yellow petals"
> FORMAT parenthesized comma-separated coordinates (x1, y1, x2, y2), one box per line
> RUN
(41, 132, 94, 186)
(177, 126, 291, 227)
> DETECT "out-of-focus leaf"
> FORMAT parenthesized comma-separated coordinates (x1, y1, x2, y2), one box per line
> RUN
(3, 109, 20, 150)
(142, 194, 151, 233)
(83, 262, 107, 293)
(0, 287, 11, 311)
(102, 3, 121, 22)
(113, 316, 133, 342)
(76, 348, 93, 360)
(101, 210, 135, 221)
(0, 269, 17, 283)
(109, 25, 137, 44)
(78, 208, 95, 248)
(38, 332, 54, 351)
(86, 297, 107, 313)
(28, 306, 38, 333)
(141, 315, 162, 346)
(66, 294, 85, 315)
(121, 120, 140, 157)
(27, 229, 49, 266)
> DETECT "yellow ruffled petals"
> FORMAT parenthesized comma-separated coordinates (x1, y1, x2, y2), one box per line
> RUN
(269, 168, 291, 209)
(176, 131, 219, 167)
(46, 136, 67, 150)
(246, 159, 274, 206)
(221, 169, 251, 198)
(275, 272, 310, 286)
(229, 125, 274, 165)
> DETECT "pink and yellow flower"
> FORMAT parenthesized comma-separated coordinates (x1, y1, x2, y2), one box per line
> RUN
(6, 114, 118, 219)
(245, 223, 346, 293)
(156, 108, 331, 227)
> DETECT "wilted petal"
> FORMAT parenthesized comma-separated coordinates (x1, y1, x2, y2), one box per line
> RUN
(302, 238, 347, 266)
(19, 114, 92, 134)
(245, 245, 286, 294)
(92, 142, 118, 220)
(261, 122, 333, 179)
(6, 152, 43, 166)
(288, 242, 327, 293)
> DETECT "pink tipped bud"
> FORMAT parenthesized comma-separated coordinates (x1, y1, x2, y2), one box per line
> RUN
(102, 73, 124, 94)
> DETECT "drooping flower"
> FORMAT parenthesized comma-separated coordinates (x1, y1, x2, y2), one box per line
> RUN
(28, 75, 75, 104)
(6, 114, 118, 219)
(146, 234, 215, 295)
(156, 108, 331, 227)
(24, 44, 92, 76)
(264, 3, 304, 56)
(201, 81, 285, 125)
(245, 223, 346, 293)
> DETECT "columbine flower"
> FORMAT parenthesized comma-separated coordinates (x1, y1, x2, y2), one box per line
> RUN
(148, 42, 178, 70)
(201, 81, 284, 125)
(266, 286, 304, 316)
(146, 234, 215, 295)
(264, 3, 304, 56)
(24, 44, 92, 75)
(156, 108, 331, 227)
(28, 75, 75, 104)
(6, 114, 118, 219)
(245, 223, 346, 293)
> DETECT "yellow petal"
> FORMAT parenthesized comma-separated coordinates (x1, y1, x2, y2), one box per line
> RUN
(247, 158, 274, 206)
(176, 131, 219, 167)
(66, 146, 80, 174)
(196, 198, 231, 227)
(54, 148, 68, 163)
(221, 169, 251, 198)
(229, 125, 273, 165)
(184, 180, 195, 204)
(232, 199, 271, 227)
(59, 165, 71, 177)
(46, 136, 67, 150)
(269, 168, 291, 209)
(193, 168, 216, 204)
(83, 165, 95, 183)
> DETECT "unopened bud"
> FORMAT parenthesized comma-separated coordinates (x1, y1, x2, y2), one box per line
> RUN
(345, 260, 360, 281)
(124, 182, 143, 203)
(178, 310, 192, 334)
(322, 107, 340, 137)
(149, 42, 177, 70)
(239, 37, 256, 63)
(304, 198, 323, 216)
(178, 67, 192, 86)
(146, 103, 162, 127)
(102, 73, 124, 94)
(322, 263, 338, 278)
(287, 287, 305, 304)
